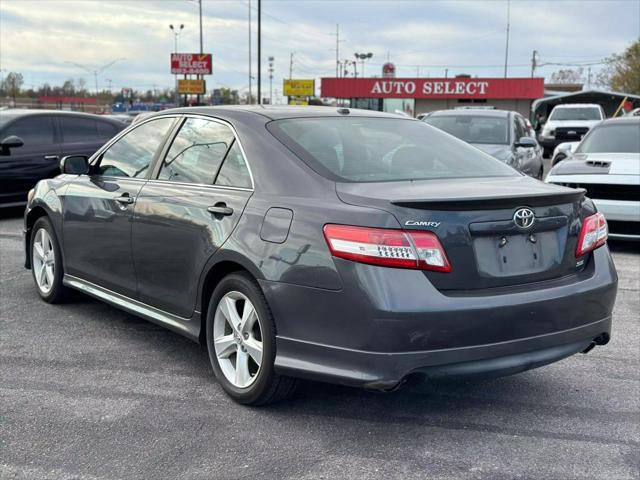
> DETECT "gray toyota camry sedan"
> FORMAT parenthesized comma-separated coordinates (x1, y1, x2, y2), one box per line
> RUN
(24, 106, 617, 405)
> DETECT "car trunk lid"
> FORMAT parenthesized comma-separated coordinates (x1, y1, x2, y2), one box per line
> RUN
(336, 176, 588, 290)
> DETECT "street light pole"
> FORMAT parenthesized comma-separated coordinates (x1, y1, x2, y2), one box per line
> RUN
(257, 0, 262, 104)
(354, 52, 373, 78)
(268, 56, 274, 105)
(169, 24, 184, 106)
(198, 0, 203, 104)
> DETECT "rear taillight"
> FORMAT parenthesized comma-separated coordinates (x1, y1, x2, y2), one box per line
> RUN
(576, 212, 608, 257)
(323, 224, 451, 272)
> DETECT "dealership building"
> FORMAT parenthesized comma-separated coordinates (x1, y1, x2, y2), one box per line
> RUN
(320, 77, 545, 118)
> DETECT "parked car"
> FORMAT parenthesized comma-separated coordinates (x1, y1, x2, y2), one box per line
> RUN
(0, 110, 124, 208)
(423, 109, 544, 178)
(538, 103, 605, 157)
(24, 106, 617, 405)
(546, 116, 640, 240)
(551, 141, 580, 166)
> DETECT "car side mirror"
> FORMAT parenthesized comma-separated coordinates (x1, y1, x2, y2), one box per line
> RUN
(0, 135, 24, 155)
(515, 137, 537, 148)
(60, 155, 89, 175)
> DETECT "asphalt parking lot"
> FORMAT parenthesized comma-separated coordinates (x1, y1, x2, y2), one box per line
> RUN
(1, 210, 638, 480)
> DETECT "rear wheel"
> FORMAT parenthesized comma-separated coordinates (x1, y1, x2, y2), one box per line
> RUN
(206, 272, 298, 405)
(30, 217, 69, 303)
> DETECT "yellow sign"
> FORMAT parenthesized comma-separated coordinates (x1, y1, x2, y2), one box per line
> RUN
(283, 79, 315, 97)
(178, 79, 206, 94)
(288, 96, 309, 106)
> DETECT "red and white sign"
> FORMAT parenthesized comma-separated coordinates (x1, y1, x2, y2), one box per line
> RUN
(321, 77, 544, 100)
(170, 53, 213, 74)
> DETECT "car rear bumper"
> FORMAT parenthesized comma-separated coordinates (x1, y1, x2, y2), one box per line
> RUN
(262, 246, 617, 389)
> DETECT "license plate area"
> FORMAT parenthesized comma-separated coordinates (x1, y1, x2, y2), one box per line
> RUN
(473, 231, 563, 277)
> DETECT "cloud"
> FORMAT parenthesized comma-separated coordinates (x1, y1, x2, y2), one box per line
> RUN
(1, 0, 638, 99)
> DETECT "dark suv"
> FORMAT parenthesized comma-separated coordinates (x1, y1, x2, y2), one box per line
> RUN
(0, 109, 124, 208)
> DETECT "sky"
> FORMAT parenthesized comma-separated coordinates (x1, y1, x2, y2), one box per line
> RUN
(1, 0, 639, 102)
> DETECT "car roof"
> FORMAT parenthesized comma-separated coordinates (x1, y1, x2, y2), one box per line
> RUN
(425, 109, 511, 118)
(597, 116, 640, 125)
(0, 109, 120, 122)
(551, 103, 602, 109)
(151, 105, 412, 121)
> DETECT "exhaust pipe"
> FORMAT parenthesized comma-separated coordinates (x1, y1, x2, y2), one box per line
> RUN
(581, 333, 611, 354)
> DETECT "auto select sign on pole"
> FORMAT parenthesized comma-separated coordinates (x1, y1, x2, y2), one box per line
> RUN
(171, 54, 213, 75)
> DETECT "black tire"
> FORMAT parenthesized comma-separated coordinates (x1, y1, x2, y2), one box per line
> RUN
(206, 272, 298, 405)
(30, 216, 69, 304)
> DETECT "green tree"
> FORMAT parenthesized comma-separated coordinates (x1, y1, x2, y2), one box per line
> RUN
(2, 72, 24, 102)
(597, 40, 640, 94)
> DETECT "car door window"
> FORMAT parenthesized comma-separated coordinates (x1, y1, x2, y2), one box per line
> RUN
(215, 141, 253, 189)
(158, 118, 235, 184)
(4, 116, 55, 146)
(96, 118, 174, 178)
(513, 116, 526, 143)
(59, 116, 98, 143)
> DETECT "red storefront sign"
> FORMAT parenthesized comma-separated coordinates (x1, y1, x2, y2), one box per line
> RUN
(170, 53, 213, 74)
(321, 77, 544, 100)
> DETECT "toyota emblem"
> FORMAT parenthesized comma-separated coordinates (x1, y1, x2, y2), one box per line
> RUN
(513, 207, 535, 230)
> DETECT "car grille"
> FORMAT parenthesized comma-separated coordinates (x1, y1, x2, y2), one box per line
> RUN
(558, 183, 640, 201)
(555, 127, 589, 141)
(607, 220, 640, 237)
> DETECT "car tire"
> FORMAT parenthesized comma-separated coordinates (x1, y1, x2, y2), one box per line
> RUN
(30, 216, 69, 303)
(206, 272, 298, 405)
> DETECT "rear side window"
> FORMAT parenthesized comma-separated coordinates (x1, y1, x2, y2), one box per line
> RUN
(97, 118, 175, 178)
(158, 118, 234, 184)
(268, 117, 517, 183)
(215, 142, 252, 188)
(4, 116, 55, 146)
(59, 116, 98, 143)
(97, 121, 120, 140)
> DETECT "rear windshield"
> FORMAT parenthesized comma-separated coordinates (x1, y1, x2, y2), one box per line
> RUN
(267, 117, 517, 183)
(423, 115, 509, 145)
(576, 123, 640, 154)
(549, 107, 602, 121)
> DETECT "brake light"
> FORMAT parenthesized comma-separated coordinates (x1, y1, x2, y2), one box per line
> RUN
(323, 224, 451, 272)
(576, 212, 608, 257)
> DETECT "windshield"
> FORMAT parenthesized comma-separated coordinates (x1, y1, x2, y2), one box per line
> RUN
(267, 117, 518, 183)
(423, 115, 509, 145)
(576, 123, 640, 154)
(549, 107, 602, 121)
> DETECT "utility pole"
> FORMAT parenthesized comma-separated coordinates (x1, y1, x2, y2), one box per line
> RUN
(504, 0, 510, 78)
(169, 24, 184, 106)
(335, 24, 341, 78)
(289, 52, 294, 79)
(530, 50, 538, 77)
(248, 0, 252, 104)
(257, 0, 261, 104)
(587, 67, 592, 89)
(198, 0, 203, 104)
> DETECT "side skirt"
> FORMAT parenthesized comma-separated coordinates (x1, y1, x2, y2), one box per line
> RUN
(63, 274, 201, 342)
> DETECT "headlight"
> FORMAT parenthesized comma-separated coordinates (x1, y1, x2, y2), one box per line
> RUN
(542, 127, 555, 138)
(27, 188, 35, 204)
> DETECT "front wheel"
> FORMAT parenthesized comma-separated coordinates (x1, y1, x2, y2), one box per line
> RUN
(206, 272, 298, 405)
(30, 216, 69, 303)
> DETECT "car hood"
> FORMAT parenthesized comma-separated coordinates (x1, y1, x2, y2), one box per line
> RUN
(471, 143, 511, 160)
(550, 153, 640, 176)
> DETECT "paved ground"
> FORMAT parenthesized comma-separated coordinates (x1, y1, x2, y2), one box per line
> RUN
(1, 211, 638, 480)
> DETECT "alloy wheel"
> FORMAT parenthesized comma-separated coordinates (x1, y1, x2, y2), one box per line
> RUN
(32, 228, 55, 294)
(213, 291, 264, 388)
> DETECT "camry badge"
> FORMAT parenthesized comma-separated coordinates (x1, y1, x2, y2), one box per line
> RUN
(405, 221, 441, 228)
(513, 208, 535, 230)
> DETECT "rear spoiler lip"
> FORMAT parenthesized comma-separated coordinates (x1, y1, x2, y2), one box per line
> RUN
(391, 189, 586, 210)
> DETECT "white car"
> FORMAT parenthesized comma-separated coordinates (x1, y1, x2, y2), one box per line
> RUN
(546, 117, 640, 240)
(539, 103, 605, 157)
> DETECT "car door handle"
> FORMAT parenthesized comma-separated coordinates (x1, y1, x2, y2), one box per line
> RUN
(207, 203, 233, 216)
(44, 155, 59, 161)
(114, 194, 134, 205)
